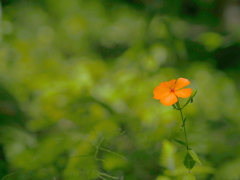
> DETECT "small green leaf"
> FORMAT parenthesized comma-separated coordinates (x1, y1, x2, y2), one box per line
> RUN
(183, 118, 187, 123)
(181, 118, 187, 127)
(174, 139, 187, 147)
(183, 173, 196, 180)
(175, 101, 181, 110)
(184, 153, 195, 170)
(189, 150, 201, 165)
(172, 104, 177, 109)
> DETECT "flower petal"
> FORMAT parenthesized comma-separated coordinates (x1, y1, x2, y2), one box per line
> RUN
(159, 79, 176, 89)
(160, 93, 178, 106)
(175, 78, 190, 90)
(153, 86, 169, 99)
(175, 88, 192, 98)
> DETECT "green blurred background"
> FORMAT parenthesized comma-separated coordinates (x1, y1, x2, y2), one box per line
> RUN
(0, 0, 240, 179)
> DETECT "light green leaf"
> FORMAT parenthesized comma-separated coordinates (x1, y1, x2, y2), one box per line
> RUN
(189, 150, 201, 165)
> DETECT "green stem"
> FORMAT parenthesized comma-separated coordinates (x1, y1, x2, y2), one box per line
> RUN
(179, 108, 189, 149)
(176, 100, 190, 171)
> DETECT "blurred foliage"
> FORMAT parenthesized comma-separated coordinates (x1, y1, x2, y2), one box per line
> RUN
(1, 0, 240, 179)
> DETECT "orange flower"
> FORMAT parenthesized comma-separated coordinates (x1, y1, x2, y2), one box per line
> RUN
(153, 78, 192, 106)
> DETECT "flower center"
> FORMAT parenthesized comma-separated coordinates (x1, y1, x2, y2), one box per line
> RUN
(169, 88, 175, 93)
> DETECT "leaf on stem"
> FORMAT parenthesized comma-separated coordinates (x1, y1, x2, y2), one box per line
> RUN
(189, 150, 201, 165)
(173, 102, 181, 110)
(184, 152, 195, 170)
(172, 104, 177, 110)
(182, 118, 187, 127)
(174, 139, 187, 147)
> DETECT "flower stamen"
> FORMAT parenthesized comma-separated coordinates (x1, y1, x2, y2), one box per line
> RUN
(170, 88, 175, 93)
